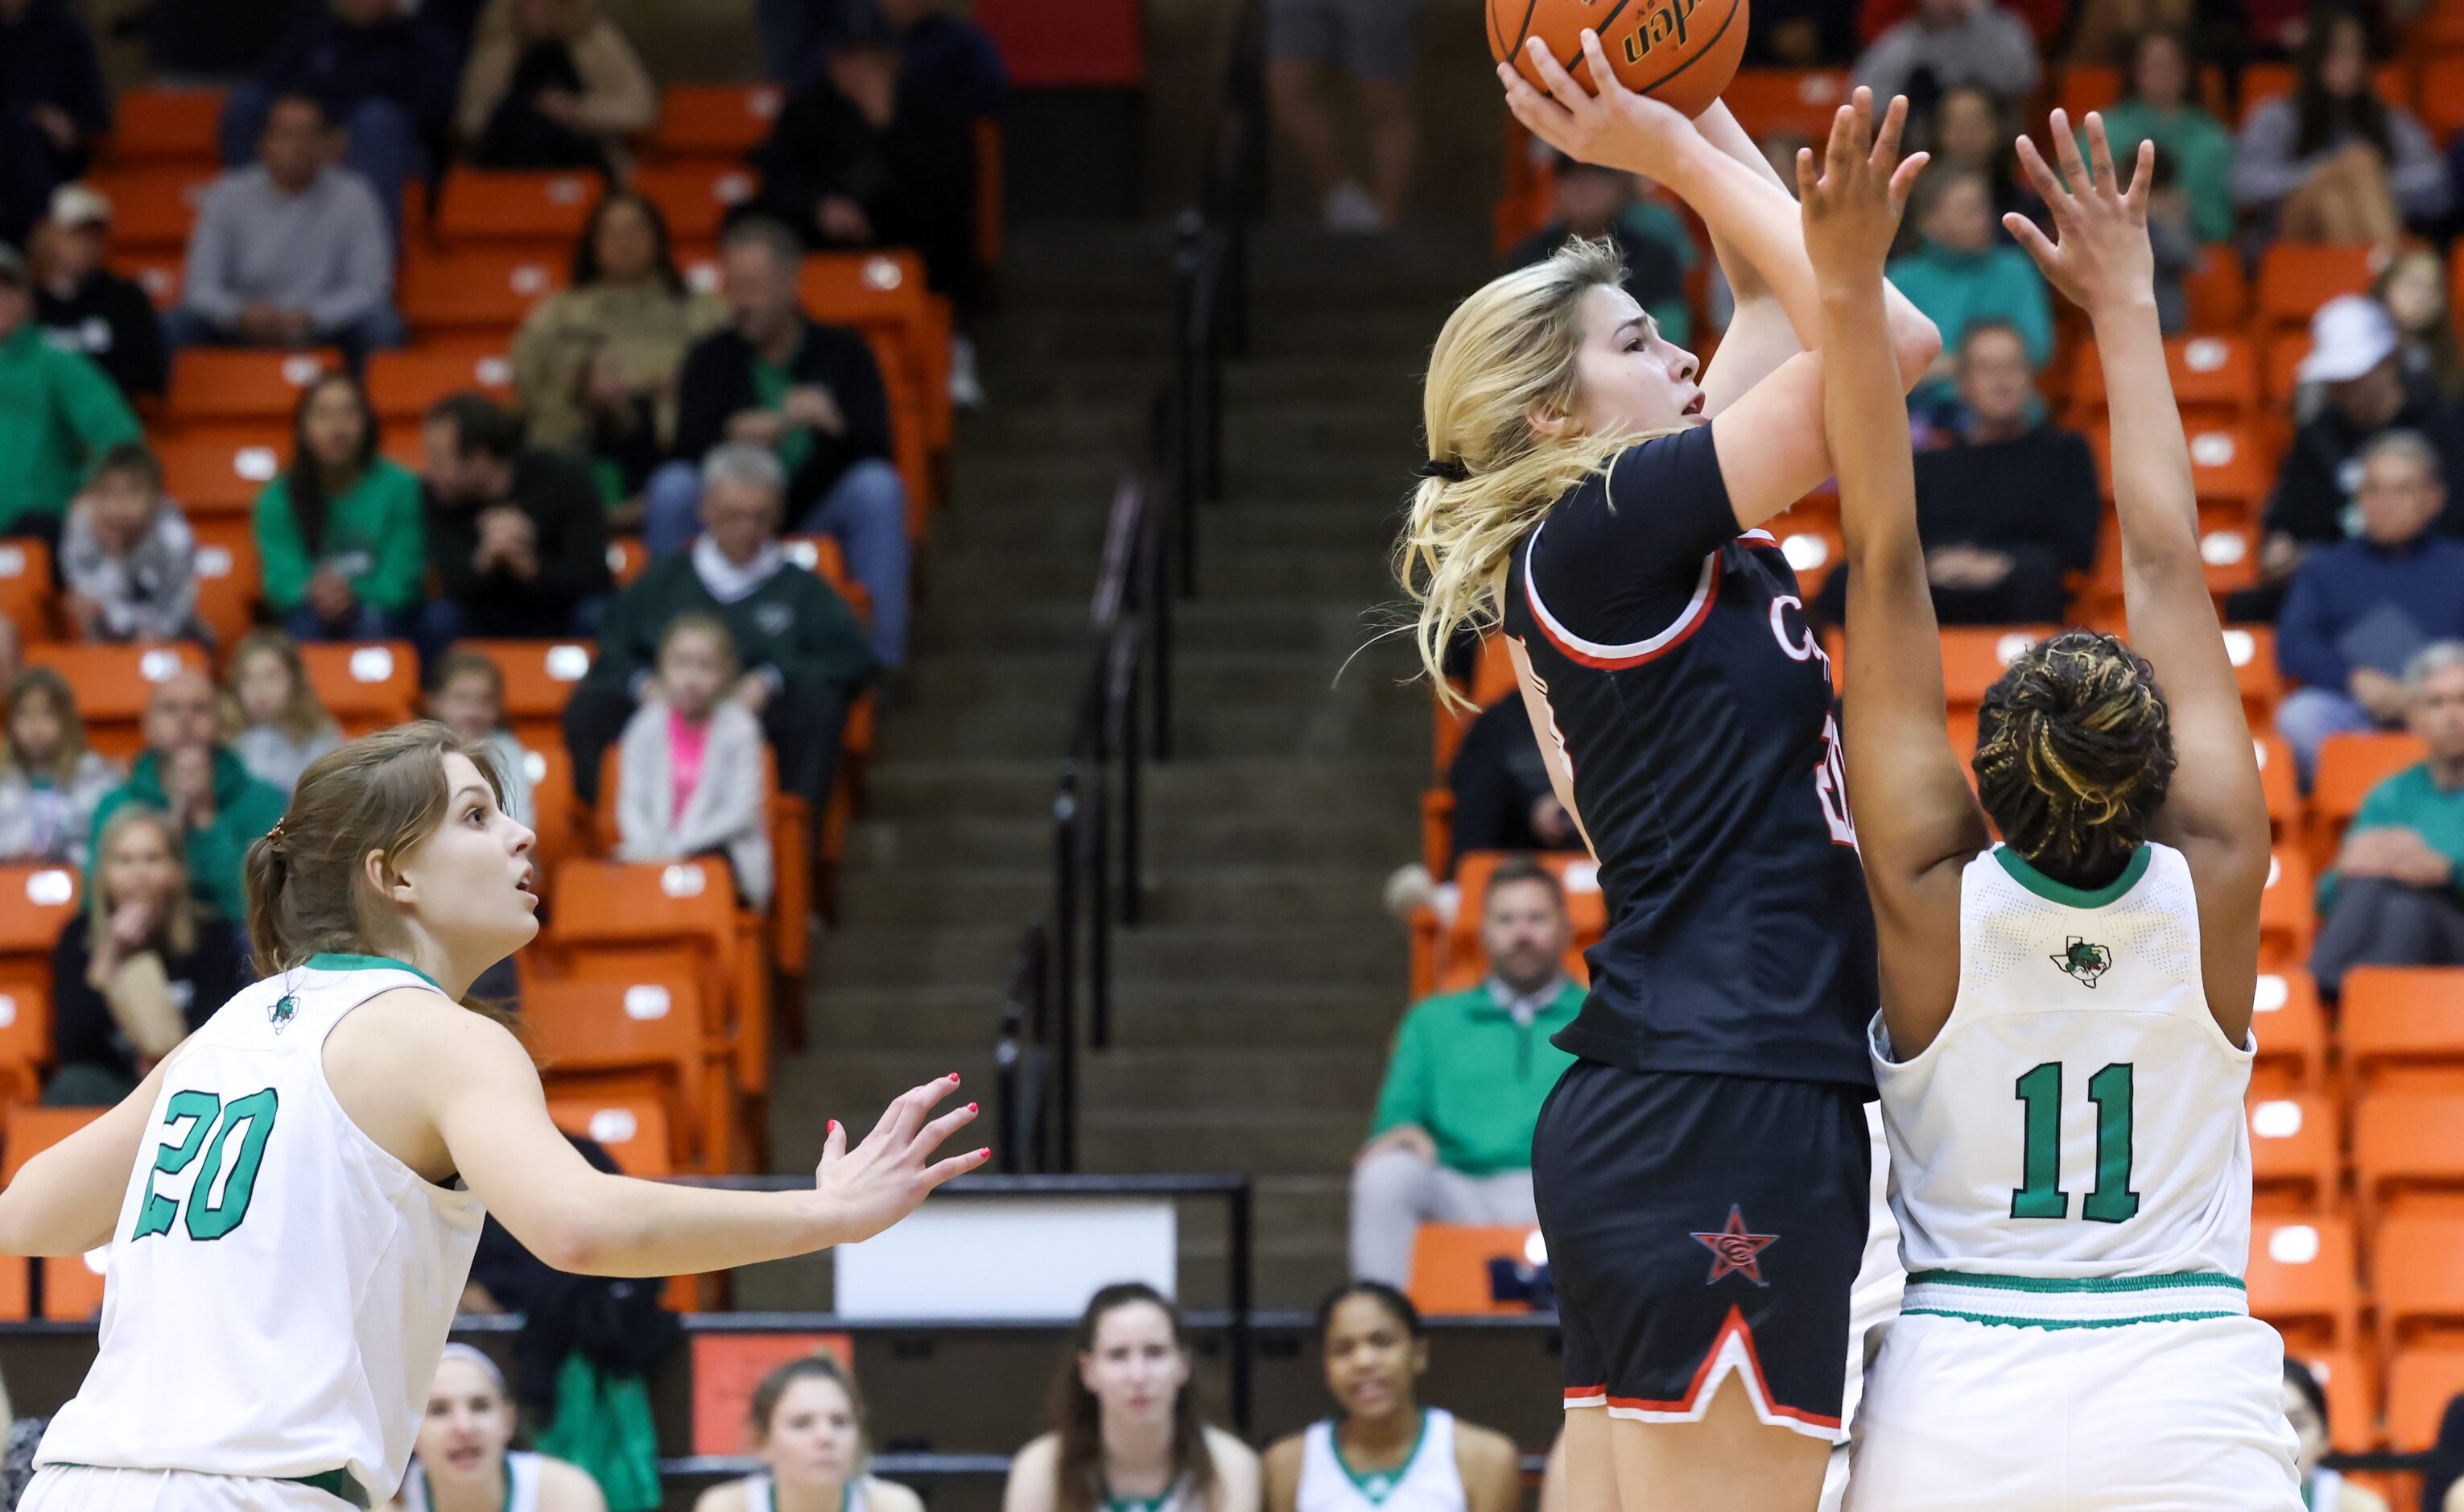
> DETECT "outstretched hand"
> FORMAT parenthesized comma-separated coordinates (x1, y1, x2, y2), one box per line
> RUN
(814, 1073, 988, 1244)
(1497, 30, 1698, 183)
(2004, 109, 2157, 316)
(1795, 88, 1927, 287)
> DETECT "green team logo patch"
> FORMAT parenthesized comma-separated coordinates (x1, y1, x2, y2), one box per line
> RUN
(2052, 937, 2113, 989)
(269, 995, 298, 1033)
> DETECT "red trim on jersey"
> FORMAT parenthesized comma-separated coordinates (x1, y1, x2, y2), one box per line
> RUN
(1603, 1308, 1843, 1431)
(1563, 1386, 1607, 1400)
(1525, 557, 1720, 671)
(1737, 529, 1781, 548)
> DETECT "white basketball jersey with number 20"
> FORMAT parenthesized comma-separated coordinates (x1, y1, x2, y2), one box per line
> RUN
(1872, 843, 2255, 1283)
(36, 956, 488, 1504)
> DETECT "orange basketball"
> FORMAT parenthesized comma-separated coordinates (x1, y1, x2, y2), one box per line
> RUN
(1489, 0, 1750, 121)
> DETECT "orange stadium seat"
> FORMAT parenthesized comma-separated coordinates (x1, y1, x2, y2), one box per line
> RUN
(1938, 626, 2056, 712)
(547, 1092, 675, 1177)
(2424, 54, 2464, 143)
(2, 1103, 100, 1183)
(2067, 334, 2259, 429)
(1429, 851, 1603, 995)
(2297, 1349, 2379, 1455)
(2239, 61, 2412, 125)
(106, 88, 226, 165)
(2354, 1089, 2464, 1214)
(0, 984, 48, 1107)
(635, 165, 757, 244)
(2247, 1215, 2360, 1349)
(26, 643, 207, 758)
(85, 167, 214, 250)
(2260, 848, 2315, 969)
(2388, 1349, 2464, 1451)
(191, 531, 259, 650)
(365, 349, 517, 421)
(515, 742, 576, 886)
(1434, 634, 1519, 775)
(158, 434, 285, 515)
(548, 859, 769, 1093)
(435, 169, 600, 244)
(2254, 735, 2301, 845)
(2220, 626, 2281, 722)
(781, 535, 871, 624)
(398, 247, 566, 336)
(1405, 1224, 1542, 1316)
(298, 642, 419, 735)
(606, 538, 649, 586)
(525, 973, 733, 1170)
(2375, 1215, 2464, 1355)
(39, 1246, 107, 1322)
(460, 639, 594, 748)
(168, 349, 340, 426)
(797, 251, 950, 446)
(2256, 245, 2377, 334)
(110, 251, 183, 311)
(2057, 65, 2122, 116)
(2343, 969, 2464, 1087)
(650, 83, 785, 159)
(2182, 247, 2247, 333)
(2247, 1091, 2339, 1212)
(2309, 733, 2431, 875)
(1719, 68, 1851, 140)
(0, 1254, 27, 1324)
(0, 539, 52, 641)
(2251, 968, 2328, 1093)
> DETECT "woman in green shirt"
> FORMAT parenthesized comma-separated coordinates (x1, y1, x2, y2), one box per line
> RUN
(2096, 30, 2235, 245)
(254, 370, 427, 642)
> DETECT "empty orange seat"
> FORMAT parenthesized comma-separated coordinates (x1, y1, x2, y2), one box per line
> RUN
(2388, 1348, 2464, 1451)
(650, 84, 785, 157)
(2251, 968, 2328, 1093)
(436, 169, 599, 243)
(2309, 733, 2431, 875)
(521, 742, 576, 882)
(158, 435, 286, 514)
(398, 248, 566, 335)
(0, 539, 53, 641)
(109, 251, 184, 311)
(106, 88, 227, 165)
(2256, 245, 2376, 333)
(2354, 1089, 2464, 1214)
(2295, 1349, 2379, 1455)
(2247, 1215, 2360, 1348)
(2184, 246, 2248, 333)
(0, 984, 50, 1106)
(634, 166, 757, 243)
(2068, 334, 2258, 428)
(3, 1103, 101, 1183)
(168, 349, 340, 426)
(191, 531, 259, 650)
(1719, 68, 1851, 140)
(297, 642, 419, 734)
(2248, 1092, 2339, 1212)
(2254, 734, 2301, 845)
(85, 167, 215, 250)
(549, 859, 767, 1093)
(1405, 1224, 1543, 1316)
(2219, 625, 2281, 721)
(365, 349, 516, 421)
(39, 1246, 108, 1322)
(2376, 1214, 2464, 1355)
(459, 639, 595, 746)
(1939, 626, 2057, 712)
(2343, 969, 2464, 1087)
(547, 1092, 675, 1176)
(2260, 848, 2315, 969)
(2425, 55, 2464, 143)
(526, 973, 732, 1168)
(606, 539, 648, 587)
(24, 643, 207, 758)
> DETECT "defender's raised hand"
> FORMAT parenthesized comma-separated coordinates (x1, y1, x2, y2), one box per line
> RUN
(2004, 109, 2157, 316)
(1498, 29, 1699, 182)
(1796, 88, 1927, 286)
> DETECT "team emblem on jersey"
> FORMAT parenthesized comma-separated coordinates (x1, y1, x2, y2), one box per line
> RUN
(269, 994, 298, 1032)
(1691, 1205, 1778, 1286)
(2052, 937, 2113, 989)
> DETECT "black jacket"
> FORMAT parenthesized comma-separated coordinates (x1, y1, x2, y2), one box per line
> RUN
(0, 0, 110, 181)
(671, 318, 890, 514)
(37, 269, 168, 403)
(1913, 419, 2104, 579)
(50, 913, 246, 1091)
(423, 447, 613, 636)
(2265, 376, 2464, 545)
(752, 74, 973, 262)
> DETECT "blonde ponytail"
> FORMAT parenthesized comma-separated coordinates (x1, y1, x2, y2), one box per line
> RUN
(1398, 238, 1646, 708)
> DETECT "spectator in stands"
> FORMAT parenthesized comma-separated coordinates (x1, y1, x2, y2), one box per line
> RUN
(254, 371, 427, 642)
(2309, 642, 2464, 998)
(1853, 0, 2041, 127)
(1350, 859, 1581, 1288)
(91, 669, 288, 924)
(0, 667, 119, 866)
(407, 1349, 605, 1512)
(427, 650, 534, 828)
(2283, 1357, 2389, 1512)
(2275, 432, 2464, 783)
(564, 444, 875, 824)
(512, 192, 728, 526)
(1888, 166, 2053, 392)
(2236, 296, 2464, 622)
(419, 390, 612, 655)
(0, 618, 19, 692)
(750, 14, 983, 332)
(1266, 0, 1423, 233)
(1505, 159, 1692, 347)
(60, 444, 207, 647)
(0, 243, 142, 546)
(0, 0, 110, 206)
(1005, 1283, 1262, 1512)
(168, 95, 404, 371)
(879, 0, 1008, 122)
(2232, 8, 2447, 246)
(217, 0, 460, 232)
(46, 806, 246, 1106)
(1746, 0, 1859, 64)
(2377, 249, 2464, 403)
(225, 629, 344, 795)
(2095, 29, 2235, 246)
(1930, 85, 2030, 225)
(2066, 0, 2194, 65)
(455, 0, 658, 176)
(31, 184, 168, 405)
(692, 1354, 922, 1512)
(1444, 699, 1575, 874)
(613, 615, 774, 911)
(646, 217, 911, 667)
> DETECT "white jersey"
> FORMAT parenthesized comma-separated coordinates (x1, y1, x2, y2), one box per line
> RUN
(1872, 842, 2256, 1324)
(735, 1473, 881, 1512)
(37, 955, 489, 1505)
(397, 1450, 545, 1510)
(1297, 1410, 1462, 1512)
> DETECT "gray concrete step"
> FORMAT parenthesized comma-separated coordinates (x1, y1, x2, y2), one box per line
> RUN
(837, 864, 1398, 932)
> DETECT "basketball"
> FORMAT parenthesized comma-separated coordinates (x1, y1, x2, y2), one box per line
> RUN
(1489, 0, 1750, 121)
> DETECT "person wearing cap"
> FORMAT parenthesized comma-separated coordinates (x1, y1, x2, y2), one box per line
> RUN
(166, 93, 404, 372)
(0, 243, 142, 545)
(2231, 294, 2464, 625)
(2273, 430, 2464, 785)
(31, 183, 167, 405)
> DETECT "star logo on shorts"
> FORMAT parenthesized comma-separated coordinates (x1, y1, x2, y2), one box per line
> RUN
(1692, 1205, 1778, 1287)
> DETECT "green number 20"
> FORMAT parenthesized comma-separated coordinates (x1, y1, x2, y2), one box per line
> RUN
(2010, 1062, 2140, 1224)
(130, 1088, 280, 1242)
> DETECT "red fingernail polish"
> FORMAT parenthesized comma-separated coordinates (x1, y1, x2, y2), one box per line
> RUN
(968, 1102, 978, 1113)
(947, 1072, 960, 1082)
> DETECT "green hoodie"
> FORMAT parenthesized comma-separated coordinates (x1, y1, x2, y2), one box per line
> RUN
(0, 322, 141, 523)
(1369, 980, 1586, 1175)
(91, 747, 288, 924)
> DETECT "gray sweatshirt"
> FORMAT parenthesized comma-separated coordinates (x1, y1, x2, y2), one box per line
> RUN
(177, 164, 395, 332)
(60, 501, 204, 643)
(1854, 7, 2041, 107)
(229, 723, 344, 797)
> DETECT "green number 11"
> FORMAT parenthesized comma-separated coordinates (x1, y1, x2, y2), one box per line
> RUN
(2010, 1062, 2140, 1224)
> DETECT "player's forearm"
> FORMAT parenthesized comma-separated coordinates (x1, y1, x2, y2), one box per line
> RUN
(541, 1172, 851, 1277)
(1823, 288, 1923, 572)
(2095, 294, 2202, 577)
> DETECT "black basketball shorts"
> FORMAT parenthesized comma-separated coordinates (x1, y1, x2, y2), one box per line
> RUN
(1531, 1060, 1871, 1442)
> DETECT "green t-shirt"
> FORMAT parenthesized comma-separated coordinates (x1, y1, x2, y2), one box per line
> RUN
(252, 457, 428, 613)
(2087, 103, 2238, 245)
(2318, 762, 2464, 913)
(1369, 980, 1585, 1175)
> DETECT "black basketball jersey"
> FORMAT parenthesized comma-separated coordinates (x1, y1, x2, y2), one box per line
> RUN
(1499, 422, 1878, 1089)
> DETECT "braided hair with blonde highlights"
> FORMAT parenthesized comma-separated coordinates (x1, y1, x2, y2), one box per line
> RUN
(1972, 630, 2177, 890)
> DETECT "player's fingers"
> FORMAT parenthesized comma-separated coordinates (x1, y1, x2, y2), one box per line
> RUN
(1499, 62, 1576, 140)
(1794, 143, 1819, 202)
(884, 1072, 959, 1143)
(1525, 35, 1595, 119)
(1888, 151, 1930, 215)
(2127, 138, 2155, 217)
(819, 1117, 846, 1168)
(2012, 133, 2066, 209)
(910, 1101, 980, 1159)
(2047, 107, 2092, 192)
(1848, 85, 1876, 159)
(922, 1148, 994, 1190)
(1872, 92, 1909, 171)
(2003, 212, 2061, 276)
(1822, 102, 1856, 185)
(2086, 111, 2119, 197)
(1575, 29, 1627, 104)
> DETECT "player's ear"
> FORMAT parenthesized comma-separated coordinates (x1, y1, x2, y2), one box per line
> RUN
(1526, 403, 1570, 439)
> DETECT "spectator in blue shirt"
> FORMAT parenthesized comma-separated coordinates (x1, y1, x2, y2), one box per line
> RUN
(2310, 642, 2464, 999)
(2275, 431, 2464, 785)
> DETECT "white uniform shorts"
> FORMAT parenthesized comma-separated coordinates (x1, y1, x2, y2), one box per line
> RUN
(23, 1465, 360, 1510)
(1822, 1106, 1905, 1512)
(1843, 1311, 2302, 1511)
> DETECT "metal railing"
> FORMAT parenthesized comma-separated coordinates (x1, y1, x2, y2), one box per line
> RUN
(994, 0, 1266, 1174)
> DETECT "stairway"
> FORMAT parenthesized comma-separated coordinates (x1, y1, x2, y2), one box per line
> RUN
(741, 222, 1492, 1311)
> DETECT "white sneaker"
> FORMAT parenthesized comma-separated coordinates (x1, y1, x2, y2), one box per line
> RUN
(948, 333, 984, 409)
(1323, 180, 1385, 233)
